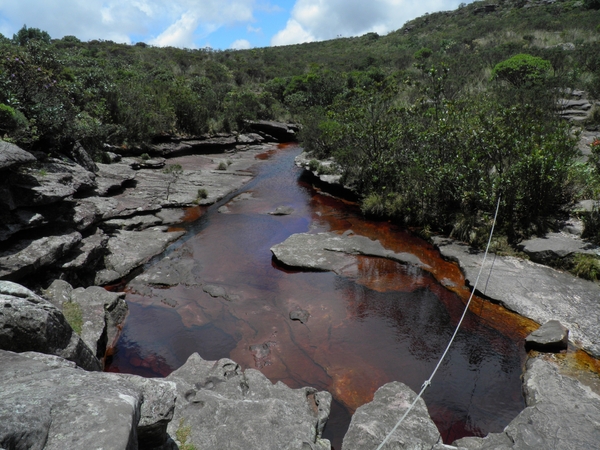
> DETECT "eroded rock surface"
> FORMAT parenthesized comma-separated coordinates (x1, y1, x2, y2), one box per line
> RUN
(271, 232, 429, 272)
(454, 357, 600, 450)
(166, 353, 332, 450)
(433, 236, 600, 357)
(0, 350, 177, 450)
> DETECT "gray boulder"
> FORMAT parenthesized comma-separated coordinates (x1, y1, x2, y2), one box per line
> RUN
(166, 353, 332, 450)
(525, 320, 569, 352)
(0, 140, 36, 170)
(271, 232, 429, 273)
(0, 281, 101, 371)
(0, 231, 82, 281)
(454, 357, 600, 450)
(0, 350, 177, 450)
(342, 381, 446, 450)
(45, 280, 128, 359)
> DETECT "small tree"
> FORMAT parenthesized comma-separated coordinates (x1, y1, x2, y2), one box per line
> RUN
(491, 54, 552, 87)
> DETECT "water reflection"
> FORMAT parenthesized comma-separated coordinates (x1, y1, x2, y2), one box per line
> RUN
(106, 144, 528, 448)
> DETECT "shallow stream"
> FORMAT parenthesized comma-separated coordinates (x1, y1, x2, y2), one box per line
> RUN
(106, 144, 532, 448)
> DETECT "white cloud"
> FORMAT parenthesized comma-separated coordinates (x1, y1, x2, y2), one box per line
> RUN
(271, 0, 469, 46)
(247, 25, 262, 33)
(230, 38, 252, 49)
(0, 0, 257, 47)
(271, 19, 314, 46)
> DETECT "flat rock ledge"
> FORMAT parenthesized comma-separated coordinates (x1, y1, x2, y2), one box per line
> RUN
(271, 231, 429, 272)
(166, 353, 332, 450)
(432, 236, 600, 358)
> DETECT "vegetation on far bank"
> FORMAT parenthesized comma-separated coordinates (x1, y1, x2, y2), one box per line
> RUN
(2, 0, 600, 244)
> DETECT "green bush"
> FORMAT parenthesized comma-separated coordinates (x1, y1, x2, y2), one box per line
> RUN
(491, 54, 552, 87)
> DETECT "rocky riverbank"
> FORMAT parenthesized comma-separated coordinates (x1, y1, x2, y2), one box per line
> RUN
(0, 123, 332, 450)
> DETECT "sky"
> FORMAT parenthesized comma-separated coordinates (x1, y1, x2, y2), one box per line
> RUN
(0, 0, 473, 50)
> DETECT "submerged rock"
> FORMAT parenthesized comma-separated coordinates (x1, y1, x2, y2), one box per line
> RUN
(166, 353, 331, 450)
(290, 308, 310, 324)
(268, 205, 294, 215)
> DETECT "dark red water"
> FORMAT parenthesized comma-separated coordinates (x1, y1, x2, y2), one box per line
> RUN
(106, 144, 529, 448)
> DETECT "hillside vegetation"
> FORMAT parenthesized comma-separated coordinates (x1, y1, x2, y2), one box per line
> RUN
(1, 0, 600, 242)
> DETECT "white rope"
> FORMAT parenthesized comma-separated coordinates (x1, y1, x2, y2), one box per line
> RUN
(375, 196, 502, 450)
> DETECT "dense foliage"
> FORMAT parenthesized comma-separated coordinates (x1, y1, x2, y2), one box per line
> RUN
(1, 0, 600, 242)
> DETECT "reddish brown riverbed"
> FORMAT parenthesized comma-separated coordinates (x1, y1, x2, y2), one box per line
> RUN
(106, 144, 534, 448)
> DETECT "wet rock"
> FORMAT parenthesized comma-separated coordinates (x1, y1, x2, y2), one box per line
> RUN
(0, 281, 101, 371)
(0, 231, 82, 281)
(518, 232, 599, 264)
(454, 357, 600, 450)
(271, 232, 429, 273)
(0, 350, 177, 450)
(525, 320, 569, 352)
(342, 381, 445, 450)
(269, 206, 295, 215)
(0, 140, 36, 170)
(95, 229, 185, 285)
(166, 353, 331, 450)
(433, 236, 600, 357)
(202, 284, 238, 301)
(290, 309, 310, 324)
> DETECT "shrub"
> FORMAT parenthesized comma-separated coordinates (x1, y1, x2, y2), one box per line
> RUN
(491, 54, 553, 87)
(197, 188, 208, 199)
(217, 161, 227, 170)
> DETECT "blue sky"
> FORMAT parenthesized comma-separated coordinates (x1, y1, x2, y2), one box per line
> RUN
(0, 0, 473, 50)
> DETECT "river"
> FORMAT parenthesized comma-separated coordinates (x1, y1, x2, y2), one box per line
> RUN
(105, 143, 530, 448)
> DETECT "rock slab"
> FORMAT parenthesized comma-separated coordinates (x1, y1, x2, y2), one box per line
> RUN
(433, 236, 600, 357)
(271, 232, 428, 273)
(166, 353, 332, 450)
